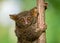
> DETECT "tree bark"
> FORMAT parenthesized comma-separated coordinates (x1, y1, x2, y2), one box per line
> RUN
(37, 0, 47, 43)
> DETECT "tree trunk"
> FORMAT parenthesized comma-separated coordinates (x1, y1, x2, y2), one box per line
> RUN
(37, 0, 47, 43)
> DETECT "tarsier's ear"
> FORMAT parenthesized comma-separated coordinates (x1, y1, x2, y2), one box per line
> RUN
(9, 14, 17, 21)
(30, 7, 38, 17)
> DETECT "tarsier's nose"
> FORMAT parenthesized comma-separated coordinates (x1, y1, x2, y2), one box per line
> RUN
(25, 20, 28, 25)
(25, 21, 28, 24)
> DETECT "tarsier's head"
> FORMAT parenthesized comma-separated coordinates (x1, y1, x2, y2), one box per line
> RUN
(10, 7, 38, 28)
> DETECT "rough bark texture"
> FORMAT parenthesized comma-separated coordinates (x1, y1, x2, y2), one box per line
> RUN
(37, 0, 47, 43)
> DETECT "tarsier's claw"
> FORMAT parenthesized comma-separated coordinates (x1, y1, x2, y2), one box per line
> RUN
(44, 2, 48, 10)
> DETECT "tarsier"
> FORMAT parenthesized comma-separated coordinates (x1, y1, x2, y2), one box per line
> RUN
(10, 7, 47, 43)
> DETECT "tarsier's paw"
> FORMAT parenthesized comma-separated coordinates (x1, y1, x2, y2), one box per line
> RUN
(44, 2, 48, 10)
(40, 23, 47, 32)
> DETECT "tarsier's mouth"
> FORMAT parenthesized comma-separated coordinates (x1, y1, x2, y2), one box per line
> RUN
(23, 24, 31, 28)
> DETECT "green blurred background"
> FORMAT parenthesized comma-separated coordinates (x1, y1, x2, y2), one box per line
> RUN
(0, 0, 60, 43)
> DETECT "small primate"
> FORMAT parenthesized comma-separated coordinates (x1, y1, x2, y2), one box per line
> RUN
(10, 7, 47, 43)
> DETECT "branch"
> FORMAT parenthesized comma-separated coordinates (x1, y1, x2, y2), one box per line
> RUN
(37, 0, 47, 43)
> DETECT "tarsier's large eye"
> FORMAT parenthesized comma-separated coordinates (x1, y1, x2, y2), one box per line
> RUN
(20, 18, 24, 22)
(27, 17, 31, 20)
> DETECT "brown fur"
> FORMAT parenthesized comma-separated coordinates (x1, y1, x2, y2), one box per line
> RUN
(10, 7, 46, 43)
